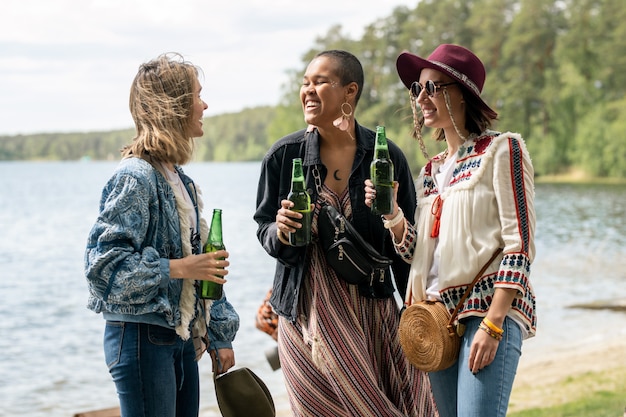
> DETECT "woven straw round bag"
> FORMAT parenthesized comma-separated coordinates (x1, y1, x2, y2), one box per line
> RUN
(398, 300, 461, 372)
(399, 249, 503, 372)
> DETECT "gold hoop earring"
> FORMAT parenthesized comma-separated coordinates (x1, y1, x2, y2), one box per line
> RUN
(333, 102, 353, 132)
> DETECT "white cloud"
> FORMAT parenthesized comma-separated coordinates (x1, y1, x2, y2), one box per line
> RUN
(0, 0, 417, 135)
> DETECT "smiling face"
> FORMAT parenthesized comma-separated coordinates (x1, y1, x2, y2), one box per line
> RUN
(417, 67, 466, 132)
(187, 78, 208, 138)
(299, 56, 346, 128)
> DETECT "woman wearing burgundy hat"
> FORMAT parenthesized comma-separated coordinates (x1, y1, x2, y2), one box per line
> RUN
(365, 44, 537, 417)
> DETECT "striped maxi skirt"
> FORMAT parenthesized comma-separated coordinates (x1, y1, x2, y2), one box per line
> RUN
(277, 234, 438, 417)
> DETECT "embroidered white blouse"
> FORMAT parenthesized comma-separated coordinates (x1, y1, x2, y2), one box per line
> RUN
(395, 131, 537, 338)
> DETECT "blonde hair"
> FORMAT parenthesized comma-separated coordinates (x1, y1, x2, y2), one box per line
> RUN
(123, 53, 201, 165)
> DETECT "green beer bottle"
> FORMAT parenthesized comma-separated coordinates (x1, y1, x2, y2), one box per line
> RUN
(199, 209, 225, 299)
(287, 158, 312, 246)
(370, 125, 394, 215)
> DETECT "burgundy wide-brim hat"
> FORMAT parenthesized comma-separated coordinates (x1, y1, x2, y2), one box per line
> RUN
(396, 44, 496, 115)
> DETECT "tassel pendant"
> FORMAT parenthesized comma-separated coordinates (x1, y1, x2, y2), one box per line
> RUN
(333, 115, 349, 131)
(430, 195, 443, 238)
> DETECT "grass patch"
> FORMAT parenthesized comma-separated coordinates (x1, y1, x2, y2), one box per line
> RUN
(508, 389, 624, 417)
(509, 367, 626, 417)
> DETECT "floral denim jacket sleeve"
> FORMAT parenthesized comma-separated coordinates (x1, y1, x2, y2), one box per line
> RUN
(208, 292, 240, 350)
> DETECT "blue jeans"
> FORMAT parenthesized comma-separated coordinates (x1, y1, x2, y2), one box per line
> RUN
(428, 316, 522, 417)
(104, 321, 200, 417)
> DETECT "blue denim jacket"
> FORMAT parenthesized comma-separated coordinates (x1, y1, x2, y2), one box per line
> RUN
(85, 157, 238, 349)
(254, 123, 417, 322)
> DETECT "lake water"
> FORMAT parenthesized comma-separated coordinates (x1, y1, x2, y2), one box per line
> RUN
(1, 161, 625, 417)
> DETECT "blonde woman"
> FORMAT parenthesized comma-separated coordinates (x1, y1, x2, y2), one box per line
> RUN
(85, 53, 239, 417)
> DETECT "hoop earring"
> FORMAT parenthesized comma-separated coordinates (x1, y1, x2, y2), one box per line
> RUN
(333, 102, 353, 132)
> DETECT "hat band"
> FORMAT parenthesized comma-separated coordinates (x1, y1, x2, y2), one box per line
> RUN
(430, 60, 480, 96)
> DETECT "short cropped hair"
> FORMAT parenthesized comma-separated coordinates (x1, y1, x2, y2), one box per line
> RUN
(315, 50, 364, 106)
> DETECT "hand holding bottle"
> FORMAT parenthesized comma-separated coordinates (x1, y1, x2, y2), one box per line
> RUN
(277, 158, 312, 246)
(276, 199, 313, 244)
(365, 179, 406, 238)
(199, 209, 228, 299)
(202, 250, 230, 281)
(364, 179, 399, 218)
(370, 126, 394, 215)
(168, 250, 229, 282)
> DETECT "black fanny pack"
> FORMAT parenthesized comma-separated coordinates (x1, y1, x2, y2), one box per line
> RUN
(318, 204, 392, 286)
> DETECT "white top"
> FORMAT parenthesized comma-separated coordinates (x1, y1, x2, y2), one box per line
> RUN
(160, 162, 197, 234)
(425, 155, 456, 300)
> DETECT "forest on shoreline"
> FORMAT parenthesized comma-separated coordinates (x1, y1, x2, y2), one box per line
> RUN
(2, 0, 625, 179)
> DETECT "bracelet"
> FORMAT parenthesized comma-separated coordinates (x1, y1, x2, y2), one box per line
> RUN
(276, 228, 291, 246)
(479, 322, 503, 341)
(382, 208, 404, 229)
(482, 317, 504, 335)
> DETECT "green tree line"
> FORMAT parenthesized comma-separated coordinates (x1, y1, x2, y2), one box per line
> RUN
(2, 0, 625, 178)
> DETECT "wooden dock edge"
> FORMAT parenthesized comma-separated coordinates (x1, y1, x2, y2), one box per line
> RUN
(73, 407, 120, 417)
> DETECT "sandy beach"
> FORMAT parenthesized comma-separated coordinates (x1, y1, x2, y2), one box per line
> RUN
(272, 319, 626, 416)
(82, 300, 626, 417)
(201, 335, 626, 417)
(508, 298, 626, 413)
(205, 298, 626, 417)
(87, 328, 626, 417)
(509, 335, 626, 413)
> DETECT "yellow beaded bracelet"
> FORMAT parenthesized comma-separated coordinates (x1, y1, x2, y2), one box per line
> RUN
(482, 317, 504, 335)
(479, 323, 503, 341)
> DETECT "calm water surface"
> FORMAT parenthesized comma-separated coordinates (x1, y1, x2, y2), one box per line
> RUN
(0, 161, 625, 416)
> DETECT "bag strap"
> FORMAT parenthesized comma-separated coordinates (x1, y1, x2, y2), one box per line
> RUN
(404, 248, 503, 323)
(447, 247, 503, 327)
(312, 165, 322, 196)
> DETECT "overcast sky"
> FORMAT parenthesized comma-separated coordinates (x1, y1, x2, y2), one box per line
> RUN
(0, 0, 417, 135)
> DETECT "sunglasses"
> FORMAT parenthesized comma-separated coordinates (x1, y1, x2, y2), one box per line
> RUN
(410, 80, 457, 98)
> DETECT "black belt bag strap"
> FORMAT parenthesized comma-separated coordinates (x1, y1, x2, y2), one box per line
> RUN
(318, 204, 392, 285)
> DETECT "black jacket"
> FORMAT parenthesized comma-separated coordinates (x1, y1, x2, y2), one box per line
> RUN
(253, 122, 417, 321)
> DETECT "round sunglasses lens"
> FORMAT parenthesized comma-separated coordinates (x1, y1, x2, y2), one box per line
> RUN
(410, 81, 422, 97)
(425, 80, 436, 96)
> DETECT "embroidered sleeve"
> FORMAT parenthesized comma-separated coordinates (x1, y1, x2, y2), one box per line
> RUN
(493, 135, 536, 294)
(391, 220, 417, 263)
